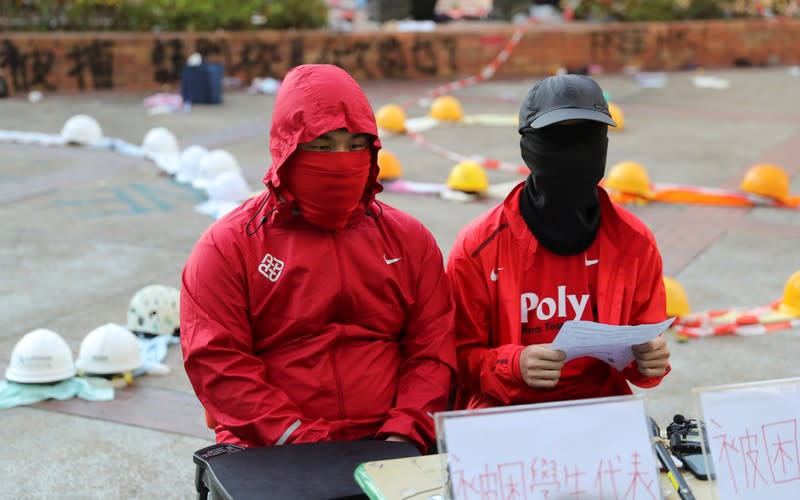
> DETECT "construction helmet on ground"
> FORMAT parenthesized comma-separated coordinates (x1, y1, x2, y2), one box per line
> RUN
(778, 270, 800, 317)
(5, 329, 77, 383)
(375, 104, 406, 133)
(60, 115, 104, 146)
(192, 149, 241, 190)
(142, 127, 179, 156)
(447, 160, 489, 194)
(206, 171, 253, 203)
(604, 161, 654, 198)
(739, 163, 790, 202)
(663, 277, 691, 318)
(176, 145, 209, 184)
(377, 149, 403, 181)
(127, 285, 180, 337)
(142, 127, 181, 173)
(429, 95, 464, 122)
(76, 323, 142, 375)
(608, 102, 624, 131)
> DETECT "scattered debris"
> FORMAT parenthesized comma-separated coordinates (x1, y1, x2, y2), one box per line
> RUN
(692, 75, 730, 89)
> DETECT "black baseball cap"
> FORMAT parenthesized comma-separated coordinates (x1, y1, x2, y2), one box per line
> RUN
(518, 74, 617, 131)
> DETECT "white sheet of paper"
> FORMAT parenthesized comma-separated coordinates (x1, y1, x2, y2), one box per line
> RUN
(550, 318, 675, 371)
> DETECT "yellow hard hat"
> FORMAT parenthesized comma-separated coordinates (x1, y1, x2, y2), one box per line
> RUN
(377, 149, 403, 181)
(375, 104, 406, 133)
(778, 270, 800, 317)
(604, 161, 654, 198)
(447, 160, 489, 194)
(663, 277, 691, 318)
(608, 102, 624, 131)
(739, 163, 790, 202)
(429, 95, 464, 122)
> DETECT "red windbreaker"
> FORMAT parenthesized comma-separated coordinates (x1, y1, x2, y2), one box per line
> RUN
(180, 65, 456, 452)
(447, 182, 669, 409)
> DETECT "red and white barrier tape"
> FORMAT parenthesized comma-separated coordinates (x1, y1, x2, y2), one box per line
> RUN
(673, 317, 800, 338)
(409, 132, 529, 174)
(671, 300, 800, 338)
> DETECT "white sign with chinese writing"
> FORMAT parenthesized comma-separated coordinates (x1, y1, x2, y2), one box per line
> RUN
(436, 396, 660, 500)
(696, 378, 800, 500)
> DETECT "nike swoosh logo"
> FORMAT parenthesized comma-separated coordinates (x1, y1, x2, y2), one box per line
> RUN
(585, 258, 599, 266)
(490, 267, 504, 281)
(384, 254, 401, 265)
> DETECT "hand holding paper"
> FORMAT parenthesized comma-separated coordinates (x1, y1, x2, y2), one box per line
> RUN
(518, 344, 567, 389)
(550, 318, 675, 371)
(631, 335, 671, 377)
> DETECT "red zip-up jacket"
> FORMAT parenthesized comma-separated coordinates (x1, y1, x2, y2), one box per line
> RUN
(447, 182, 669, 409)
(180, 65, 456, 452)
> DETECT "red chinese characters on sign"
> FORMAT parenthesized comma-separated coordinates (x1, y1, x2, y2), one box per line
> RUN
(449, 452, 657, 500)
(710, 417, 800, 495)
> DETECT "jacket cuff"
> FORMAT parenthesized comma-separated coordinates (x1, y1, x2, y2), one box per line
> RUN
(513, 348, 525, 384)
(377, 418, 429, 454)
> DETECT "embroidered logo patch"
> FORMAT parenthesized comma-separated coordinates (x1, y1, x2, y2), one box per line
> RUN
(258, 253, 285, 283)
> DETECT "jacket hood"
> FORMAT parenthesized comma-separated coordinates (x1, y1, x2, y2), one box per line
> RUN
(264, 64, 383, 202)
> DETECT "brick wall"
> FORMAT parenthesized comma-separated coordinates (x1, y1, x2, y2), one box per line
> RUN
(1, 19, 799, 95)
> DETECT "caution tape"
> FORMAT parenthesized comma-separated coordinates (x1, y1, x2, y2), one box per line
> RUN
(608, 183, 800, 210)
(670, 300, 800, 339)
(408, 131, 529, 174)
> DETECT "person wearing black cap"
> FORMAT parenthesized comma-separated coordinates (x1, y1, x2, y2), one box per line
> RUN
(447, 74, 671, 410)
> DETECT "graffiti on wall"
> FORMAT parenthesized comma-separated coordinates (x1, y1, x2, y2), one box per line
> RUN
(2, 22, 799, 93)
(589, 25, 708, 67)
(0, 39, 56, 92)
(150, 34, 459, 82)
(0, 38, 113, 92)
(0, 33, 461, 93)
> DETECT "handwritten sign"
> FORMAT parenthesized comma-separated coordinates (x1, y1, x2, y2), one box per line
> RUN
(696, 378, 800, 499)
(435, 396, 660, 500)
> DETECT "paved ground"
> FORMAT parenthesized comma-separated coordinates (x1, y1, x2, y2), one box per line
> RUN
(1, 66, 799, 499)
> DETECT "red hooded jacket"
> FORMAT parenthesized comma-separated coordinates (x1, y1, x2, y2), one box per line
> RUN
(180, 65, 456, 452)
(447, 183, 669, 409)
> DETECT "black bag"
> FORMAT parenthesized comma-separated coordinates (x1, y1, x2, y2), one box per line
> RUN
(194, 440, 421, 500)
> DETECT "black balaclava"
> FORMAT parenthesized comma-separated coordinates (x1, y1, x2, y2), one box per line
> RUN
(519, 121, 608, 255)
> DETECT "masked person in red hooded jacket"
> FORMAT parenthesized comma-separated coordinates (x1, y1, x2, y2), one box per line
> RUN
(447, 74, 671, 410)
(180, 64, 456, 452)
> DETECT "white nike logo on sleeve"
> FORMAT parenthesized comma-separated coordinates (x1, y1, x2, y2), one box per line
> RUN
(585, 258, 599, 266)
(384, 254, 401, 265)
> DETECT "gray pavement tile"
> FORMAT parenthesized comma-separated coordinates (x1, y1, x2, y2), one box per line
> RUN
(0, 408, 210, 500)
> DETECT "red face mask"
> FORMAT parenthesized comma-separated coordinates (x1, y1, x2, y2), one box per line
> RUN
(283, 149, 372, 231)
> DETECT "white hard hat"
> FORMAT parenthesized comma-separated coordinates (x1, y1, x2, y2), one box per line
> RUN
(175, 145, 209, 184)
(75, 323, 142, 375)
(192, 149, 241, 190)
(127, 285, 180, 337)
(206, 171, 252, 202)
(60, 115, 103, 146)
(142, 127, 180, 174)
(5, 329, 77, 383)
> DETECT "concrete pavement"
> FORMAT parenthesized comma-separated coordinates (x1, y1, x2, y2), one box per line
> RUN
(1, 66, 799, 499)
